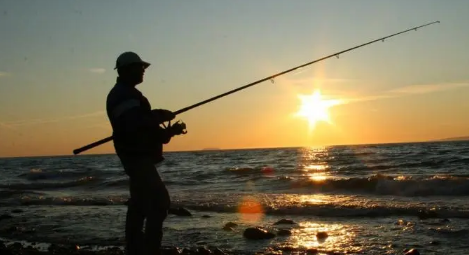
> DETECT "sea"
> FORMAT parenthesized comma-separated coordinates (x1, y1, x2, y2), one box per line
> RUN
(1, 141, 469, 254)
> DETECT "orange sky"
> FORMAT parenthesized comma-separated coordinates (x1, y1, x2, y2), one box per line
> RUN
(1, 1, 469, 158)
(2, 77, 469, 158)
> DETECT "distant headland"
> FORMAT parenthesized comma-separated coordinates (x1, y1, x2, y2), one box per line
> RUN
(437, 136, 469, 142)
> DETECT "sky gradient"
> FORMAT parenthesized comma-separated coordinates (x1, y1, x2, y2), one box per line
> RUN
(1, 1, 468, 157)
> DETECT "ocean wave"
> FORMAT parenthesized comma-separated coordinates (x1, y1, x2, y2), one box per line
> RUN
(223, 156, 465, 176)
(179, 203, 469, 219)
(279, 174, 469, 196)
(0, 176, 101, 190)
(2, 194, 468, 219)
(17, 168, 117, 181)
(16, 196, 127, 206)
(4, 170, 469, 197)
(0, 190, 44, 199)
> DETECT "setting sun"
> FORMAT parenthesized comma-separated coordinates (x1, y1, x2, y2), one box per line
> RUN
(294, 90, 342, 130)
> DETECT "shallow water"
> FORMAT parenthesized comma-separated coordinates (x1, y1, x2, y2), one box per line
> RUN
(1, 141, 469, 254)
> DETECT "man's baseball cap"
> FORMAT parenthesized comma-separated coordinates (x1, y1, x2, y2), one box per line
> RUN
(114, 51, 150, 70)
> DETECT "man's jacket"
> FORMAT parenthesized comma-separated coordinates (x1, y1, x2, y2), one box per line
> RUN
(106, 81, 171, 162)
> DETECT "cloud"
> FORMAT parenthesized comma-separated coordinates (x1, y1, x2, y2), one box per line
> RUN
(341, 94, 396, 104)
(66, 111, 105, 120)
(282, 76, 357, 86)
(0, 72, 10, 77)
(387, 82, 469, 95)
(344, 81, 469, 104)
(89, 68, 106, 74)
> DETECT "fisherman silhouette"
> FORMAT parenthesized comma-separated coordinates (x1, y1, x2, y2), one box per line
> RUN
(106, 51, 187, 255)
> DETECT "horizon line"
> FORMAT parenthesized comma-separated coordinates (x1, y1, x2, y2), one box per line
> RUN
(1, 138, 468, 160)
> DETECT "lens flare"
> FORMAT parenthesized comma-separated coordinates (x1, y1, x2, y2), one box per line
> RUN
(237, 196, 264, 222)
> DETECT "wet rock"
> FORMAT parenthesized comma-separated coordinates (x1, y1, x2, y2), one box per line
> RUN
(273, 219, 296, 225)
(278, 245, 295, 252)
(202, 215, 211, 218)
(11, 209, 23, 214)
(316, 231, 328, 240)
(277, 229, 292, 236)
(197, 247, 212, 254)
(440, 218, 450, 223)
(182, 248, 194, 254)
(222, 226, 234, 231)
(0, 240, 5, 249)
(196, 241, 207, 245)
(169, 207, 192, 216)
(9, 242, 23, 249)
(243, 227, 276, 240)
(404, 248, 420, 255)
(224, 222, 238, 228)
(0, 214, 13, 221)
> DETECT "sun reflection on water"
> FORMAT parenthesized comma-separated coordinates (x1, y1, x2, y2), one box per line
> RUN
(285, 222, 360, 253)
(298, 147, 332, 183)
(297, 194, 330, 205)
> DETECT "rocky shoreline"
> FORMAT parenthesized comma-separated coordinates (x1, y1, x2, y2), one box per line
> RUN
(0, 240, 423, 255)
(0, 207, 427, 255)
(0, 241, 238, 255)
(0, 240, 242, 255)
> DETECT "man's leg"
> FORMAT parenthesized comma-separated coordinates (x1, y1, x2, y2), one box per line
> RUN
(141, 163, 170, 255)
(125, 158, 170, 255)
(125, 197, 145, 255)
(144, 208, 168, 255)
(121, 157, 147, 255)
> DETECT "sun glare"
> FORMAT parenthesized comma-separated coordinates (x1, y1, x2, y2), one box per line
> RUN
(295, 90, 342, 130)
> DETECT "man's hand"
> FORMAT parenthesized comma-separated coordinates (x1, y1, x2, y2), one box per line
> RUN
(170, 121, 187, 136)
(152, 109, 175, 123)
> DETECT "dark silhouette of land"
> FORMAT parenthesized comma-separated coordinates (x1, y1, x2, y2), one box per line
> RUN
(437, 136, 469, 142)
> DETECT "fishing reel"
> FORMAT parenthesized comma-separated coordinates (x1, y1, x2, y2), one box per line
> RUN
(162, 120, 187, 135)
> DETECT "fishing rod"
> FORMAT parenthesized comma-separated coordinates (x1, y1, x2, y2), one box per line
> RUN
(73, 21, 440, 155)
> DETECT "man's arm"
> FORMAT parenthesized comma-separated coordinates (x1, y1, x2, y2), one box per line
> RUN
(112, 99, 173, 144)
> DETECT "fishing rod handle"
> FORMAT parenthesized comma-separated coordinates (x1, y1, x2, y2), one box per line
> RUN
(73, 136, 113, 155)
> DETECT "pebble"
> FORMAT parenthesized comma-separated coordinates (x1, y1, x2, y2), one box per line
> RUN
(273, 219, 296, 225)
(243, 227, 276, 240)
